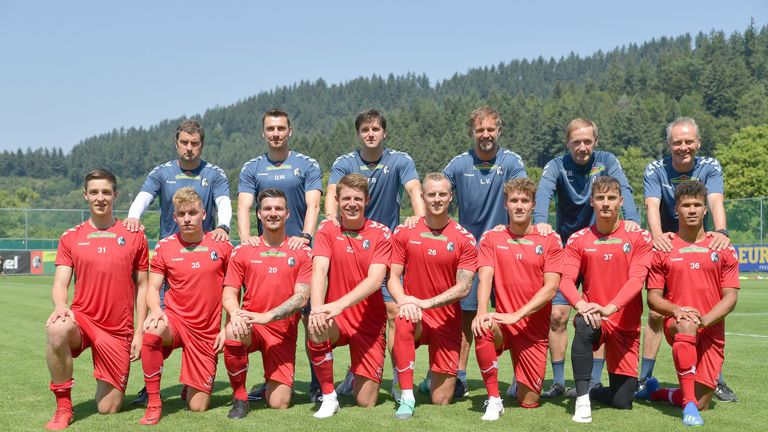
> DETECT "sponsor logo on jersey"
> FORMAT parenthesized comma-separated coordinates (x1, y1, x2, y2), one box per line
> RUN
(594, 237, 622, 245)
(420, 232, 447, 241)
(711, 252, 719, 262)
(679, 246, 709, 254)
(671, 257, 683, 261)
(409, 240, 422, 245)
(261, 250, 287, 258)
(257, 172, 269, 176)
(342, 231, 363, 240)
(535, 244, 544, 255)
(671, 175, 701, 185)
(201, 177, 209, 187)
(172, 257, 184, 261)
(360, 163, 386, 171)
(507, 238, 534, 245)
(210, 250, 218, 261)
(181, 245, 209, 253)
(473, 162, 498, 171)
(362, 239, 370, 250)
(447, 242, 455, 251)
(165, 180, 177, 184)
(623, 242, 632, 253)
(250, 259, 263, 264)
(589, 166, 606, 177)
(78, 242, 90, 246)
(288, 256, 296, 267)
(117, 236, 126, 246)
(88, 231, 117, 239)
(463, 173, 475, 177)
(584, 248, 596, 252)
(496, 245, 509, 250)
(176, 173, 201, 180)
(266, 164, 293, 171)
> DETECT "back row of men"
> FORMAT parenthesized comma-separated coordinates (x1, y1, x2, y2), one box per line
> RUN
(44, 106, 737, 429)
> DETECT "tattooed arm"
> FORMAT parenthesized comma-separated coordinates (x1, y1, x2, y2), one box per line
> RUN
(267, 283, 310, 322)
(412, 268, 475, 310)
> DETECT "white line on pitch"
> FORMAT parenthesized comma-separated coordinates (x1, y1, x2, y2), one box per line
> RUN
(725, 332, 768, 338)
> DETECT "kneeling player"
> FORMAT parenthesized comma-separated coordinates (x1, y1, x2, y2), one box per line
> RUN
(307, 173, 392, 418)
(560, 176, 651, 423)
(472, 179, 563, 420)
(138, 187, 233, 425)
(388, 173, 477, 419)
(222, 188, 312, 418)
(45, 169, 149, 430)
(636, 181, 739, 426)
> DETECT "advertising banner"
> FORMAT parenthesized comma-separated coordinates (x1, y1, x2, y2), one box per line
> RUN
(734, 244, 768, 272)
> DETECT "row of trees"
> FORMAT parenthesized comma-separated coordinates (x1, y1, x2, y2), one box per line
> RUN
(1, 23, 766, 213)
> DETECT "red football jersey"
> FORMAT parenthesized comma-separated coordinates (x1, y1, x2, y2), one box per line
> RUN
(391, 217, 477, 327)
(55, 220, 149, 337)
(150, 232, 233, 339)
(313, 219, 391, 334)
(224, 239, 312, 331)
(478, 228, 563, 340)
(560, 224, 652, 331)
(647, 237, 740, 335)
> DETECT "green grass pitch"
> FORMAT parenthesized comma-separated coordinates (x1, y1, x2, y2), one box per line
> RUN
(1, 275, 766, 431)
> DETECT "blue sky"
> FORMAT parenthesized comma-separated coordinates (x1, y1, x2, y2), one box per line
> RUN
(0, 0, 765, 153)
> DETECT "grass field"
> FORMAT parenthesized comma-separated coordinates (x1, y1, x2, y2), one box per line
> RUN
(1, 275, 766, 431)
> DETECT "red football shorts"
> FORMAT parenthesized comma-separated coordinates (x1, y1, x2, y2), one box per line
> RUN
(496, 324, 548, 393)
(594, 319, 640, 378)
(414, 313, 461, 376)
(71, 313, 131, 392)
(334, 314, 386, 383)
(162, 311, 218, 394)
(246, 319, 299, 387)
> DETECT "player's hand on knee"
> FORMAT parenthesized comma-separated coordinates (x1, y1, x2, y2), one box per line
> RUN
(490, 311, 521, 326)
(399, 303, 422, 322)
(237, 310, 269, 325)
(46, 306, 75, 328)
(230, 314, 251, 338)
(582, 311, 602, 329)
(143, 309, 168, 331)
(471, 313, 490, 337)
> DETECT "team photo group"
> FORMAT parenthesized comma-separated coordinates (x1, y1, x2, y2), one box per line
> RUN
(43, 106, 739, 429)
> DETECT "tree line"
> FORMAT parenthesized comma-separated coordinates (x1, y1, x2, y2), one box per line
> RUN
(1, 23, 766, 214)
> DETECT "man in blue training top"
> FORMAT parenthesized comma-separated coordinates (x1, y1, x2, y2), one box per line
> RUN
(443, 106, 528, 397)
(237, 108, 324, 402)
(325, 108, 425, 399)
(125, 119, 231, 240)
(123, 119, 231, 405)
(533, 118, 640, 398)
(639, 116, 735, 402)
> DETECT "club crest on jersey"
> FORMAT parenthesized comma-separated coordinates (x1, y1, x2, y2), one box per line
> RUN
(362, 239, 370, 250)
(294, 168, 301, 177)
(496, 166, 503, 175)
(623, 243, 632, 253)
(535, 244, 544, 255)
(117, 236, 126, 246)
(447, 242, 455, 252)
(202, 177, 209, 188)
(288, 256, 296, 267)
(711, 252, 719, 263)
(211, 251, 219, 261)
(383, 165, 390, 175)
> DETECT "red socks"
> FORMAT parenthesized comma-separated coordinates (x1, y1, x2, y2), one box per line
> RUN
(50, 379, 74, 412)
(475, 331, 500, 398)
(672, 333, 698, 407)
(308, 339, 335, 394)
(393, 317, 416, 390)
(224, 340, 249, 401)
(141, 333, 164, 407)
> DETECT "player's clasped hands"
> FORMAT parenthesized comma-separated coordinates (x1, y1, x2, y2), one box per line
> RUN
(229, 312, 251, 338)
(673, 306, 702, 325)
(236, 309, 270, 325)
(396, 295, 423, 322)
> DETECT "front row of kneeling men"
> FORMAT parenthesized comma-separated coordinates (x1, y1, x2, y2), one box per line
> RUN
(44, 168, 738, 429)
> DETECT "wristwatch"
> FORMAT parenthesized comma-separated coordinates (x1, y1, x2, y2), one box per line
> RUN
(217, 225, 230, 234)
(715, 229, 729, 238)
(299, 232, 313, 242)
